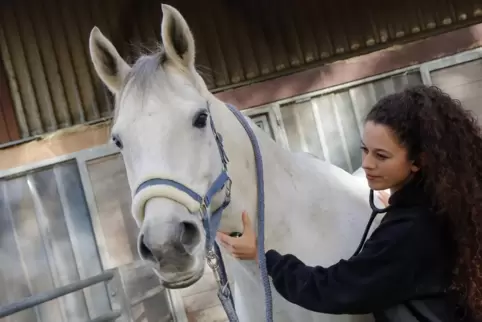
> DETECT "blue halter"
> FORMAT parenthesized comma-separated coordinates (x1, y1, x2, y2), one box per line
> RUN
(133, 102, 273, 322)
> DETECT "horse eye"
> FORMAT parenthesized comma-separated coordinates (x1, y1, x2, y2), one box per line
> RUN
(112, 134, 123, 149)
(193, 110, 208, 128)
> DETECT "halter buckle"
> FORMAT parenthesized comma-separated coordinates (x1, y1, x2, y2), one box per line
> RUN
(200, 199, 208, 217)
(206, 249, 219, 270)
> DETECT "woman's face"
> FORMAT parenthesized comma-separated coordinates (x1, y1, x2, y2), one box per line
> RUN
(361, 121, 420, 192)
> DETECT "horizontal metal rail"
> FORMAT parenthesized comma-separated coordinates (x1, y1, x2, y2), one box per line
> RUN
(0, 270, 114, 319)
(88, 309, 122, 322)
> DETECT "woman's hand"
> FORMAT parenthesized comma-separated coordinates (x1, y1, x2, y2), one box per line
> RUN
(216, 211, 258, 261)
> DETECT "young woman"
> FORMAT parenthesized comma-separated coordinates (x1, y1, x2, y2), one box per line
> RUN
(217, 85, 482, 321)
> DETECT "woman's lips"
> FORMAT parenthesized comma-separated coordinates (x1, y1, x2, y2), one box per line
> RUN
(366, 174, 380, 181)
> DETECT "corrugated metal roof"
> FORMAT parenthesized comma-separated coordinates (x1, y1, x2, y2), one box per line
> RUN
(0, 61, 18, 144)
(0, 0, 481, 141)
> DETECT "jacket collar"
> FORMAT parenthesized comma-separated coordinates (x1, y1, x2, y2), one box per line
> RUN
(388, 174, 430, 208)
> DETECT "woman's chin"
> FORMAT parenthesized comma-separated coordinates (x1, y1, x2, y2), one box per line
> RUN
(367, 181, 388, 191)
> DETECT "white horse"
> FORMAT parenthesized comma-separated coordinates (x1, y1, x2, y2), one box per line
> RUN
(89, 4, 385, 322)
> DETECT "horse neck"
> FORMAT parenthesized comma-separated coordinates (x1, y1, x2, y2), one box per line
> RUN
(210, 99, 293, 234)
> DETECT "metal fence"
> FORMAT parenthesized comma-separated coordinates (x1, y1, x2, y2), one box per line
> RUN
(0, 270, 127, 321)
(0, 145, 182, 322)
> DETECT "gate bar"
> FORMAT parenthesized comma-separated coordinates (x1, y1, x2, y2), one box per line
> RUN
(0, 270, 114, 318)
(88, 309, 122, 322)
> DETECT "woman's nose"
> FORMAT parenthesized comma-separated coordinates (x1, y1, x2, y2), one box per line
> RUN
(362, 155, 376, 170)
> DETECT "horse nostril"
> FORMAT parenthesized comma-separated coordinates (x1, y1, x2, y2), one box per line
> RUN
(180, 221, 200, 252)
(138, 234, 156, 261)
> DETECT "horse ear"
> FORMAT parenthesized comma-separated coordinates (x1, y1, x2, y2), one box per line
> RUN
(161, 4, 195, 70)
(89, 26, 131, 94)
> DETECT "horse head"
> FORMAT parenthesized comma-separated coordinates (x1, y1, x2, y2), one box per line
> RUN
(89, 4, 232, 288)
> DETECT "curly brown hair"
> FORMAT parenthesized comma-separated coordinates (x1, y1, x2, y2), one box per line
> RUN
(365, 84, 482, 320)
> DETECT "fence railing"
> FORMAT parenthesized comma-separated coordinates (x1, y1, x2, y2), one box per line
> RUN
(0, 269, 127, 322)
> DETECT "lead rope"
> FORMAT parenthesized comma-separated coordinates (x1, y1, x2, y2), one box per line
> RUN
(225, 103, 273, 322)
(213, 242, 238, 321)
(206, 102, 274, 322)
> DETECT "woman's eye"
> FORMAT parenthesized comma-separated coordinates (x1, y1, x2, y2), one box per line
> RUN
(376, 154, 388, 160)
(112, 134, 123, 149)
(193, 110, 208, 128)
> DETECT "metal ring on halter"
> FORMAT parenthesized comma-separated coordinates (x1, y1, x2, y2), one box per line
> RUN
(199, 200, 208, 216)
(225, 179, 232, 202)
(206, 250, 219, 270)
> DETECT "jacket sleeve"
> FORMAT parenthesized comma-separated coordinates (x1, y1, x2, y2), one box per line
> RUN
(265, 215, 422, 314)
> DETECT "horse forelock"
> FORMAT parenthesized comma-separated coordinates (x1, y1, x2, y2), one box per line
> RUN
(122, 49, 167, 97)
(111, 48, 167, 125)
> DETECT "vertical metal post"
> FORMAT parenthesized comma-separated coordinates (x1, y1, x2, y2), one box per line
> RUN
(104, 268, 134, 322)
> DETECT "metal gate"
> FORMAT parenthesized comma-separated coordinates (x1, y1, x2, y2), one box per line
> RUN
(0, 146, 183, 322)
(0, 269, 130, 321)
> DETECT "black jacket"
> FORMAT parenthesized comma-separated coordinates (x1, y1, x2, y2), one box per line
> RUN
(265, 177, 457, 321)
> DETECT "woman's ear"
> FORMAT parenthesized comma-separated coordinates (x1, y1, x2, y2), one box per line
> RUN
(411, 163, 421, 173)
(411, 152, 426, 172)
